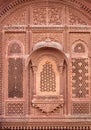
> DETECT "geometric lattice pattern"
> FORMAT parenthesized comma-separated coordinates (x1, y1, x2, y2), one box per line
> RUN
(8, 58, 23, 98)
(6, 102, 24, 115)
(40, 61, 56, 92)
(74, 43, 85, 53)
(72, 103, 89, 115)
(8, 43, 22, 55)
(72, 58, 89, 98)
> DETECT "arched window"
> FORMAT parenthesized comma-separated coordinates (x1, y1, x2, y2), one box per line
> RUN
(36, 56, 60, 95)
(8, 42, 23, 98)
(8, 42, 22, 55)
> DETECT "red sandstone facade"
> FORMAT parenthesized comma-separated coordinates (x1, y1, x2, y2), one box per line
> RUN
(0, 0, 91, 129)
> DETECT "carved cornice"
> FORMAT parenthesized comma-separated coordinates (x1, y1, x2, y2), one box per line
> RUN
(1, 120, 91, 130)
(0, 0, 91, 21)
(2, 25, 91, 32)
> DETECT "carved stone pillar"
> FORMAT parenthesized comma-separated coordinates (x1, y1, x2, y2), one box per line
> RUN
(31, 65, 37, 95)
(0, 31, 2, 115)
(58, 60, 65, 95)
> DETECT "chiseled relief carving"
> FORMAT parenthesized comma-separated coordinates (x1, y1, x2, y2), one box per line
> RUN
(69, 11, 87, 25)
(2, 7, 28, 26)
(6, 102, 24, 116)
(33, 6, 64, 25)
(71, 42, 90, 115)
(72, 102, 90, 115)
(33, 7, 46, 25)
(30, 53, 65, 115)
(33, 32, 63, 45)
(30, 40, 65, 114)
(72, 42, 89, 98)
(48, 7, 63, 25)
(72, 58, 89, 98)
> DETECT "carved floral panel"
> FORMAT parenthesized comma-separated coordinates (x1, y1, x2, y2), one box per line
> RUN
(48, 7, 63, 25)
(69, 9, 87, 25)
(33, 7, 46, 25)
(32, 32, 63, 45)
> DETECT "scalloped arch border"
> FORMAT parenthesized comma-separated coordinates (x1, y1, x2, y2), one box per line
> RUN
(0, 0, 91, 20)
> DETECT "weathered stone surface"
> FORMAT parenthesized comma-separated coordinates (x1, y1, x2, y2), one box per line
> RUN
(0, 0, 91, 129)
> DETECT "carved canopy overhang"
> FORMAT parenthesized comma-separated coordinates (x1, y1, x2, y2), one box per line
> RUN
(26, 40, 69, 67)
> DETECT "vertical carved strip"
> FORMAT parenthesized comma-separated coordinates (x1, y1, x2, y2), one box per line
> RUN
(0, 31, 2, 115)
(72, 58, 89, 98)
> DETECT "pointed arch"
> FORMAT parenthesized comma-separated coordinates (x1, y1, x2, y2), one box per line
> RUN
(71, 39, 88, 57)
(7, 40, 24, 56)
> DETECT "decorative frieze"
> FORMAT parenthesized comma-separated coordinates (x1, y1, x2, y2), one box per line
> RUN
(32, 32, 63, 45)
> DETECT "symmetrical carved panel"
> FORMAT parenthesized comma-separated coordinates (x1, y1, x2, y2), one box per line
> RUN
(32, 96, 64, 114)
(72, 102, 89, 115)
(40, 61, 56, 92)
(8, 58, 23, 98)
(31, 52, 65, 115)
(74, 43, 85, 53)
(48, 7, 63, 25)
(6, 102, 24, 115)
(8, 43, 22, 55)
(33, 7, 46, 25)
(36, 56, 60, 95)
(1, 1, 91, 128)
(33, 6, 64, 25)
(72, 58, 89, 98)
(33, 32, 63, 45)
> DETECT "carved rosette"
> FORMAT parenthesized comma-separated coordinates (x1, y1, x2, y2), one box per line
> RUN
(32, 96, 64, 113)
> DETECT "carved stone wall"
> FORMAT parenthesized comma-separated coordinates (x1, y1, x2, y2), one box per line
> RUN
(0, 0, 91, 129)
(32, 32, 63, 45)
